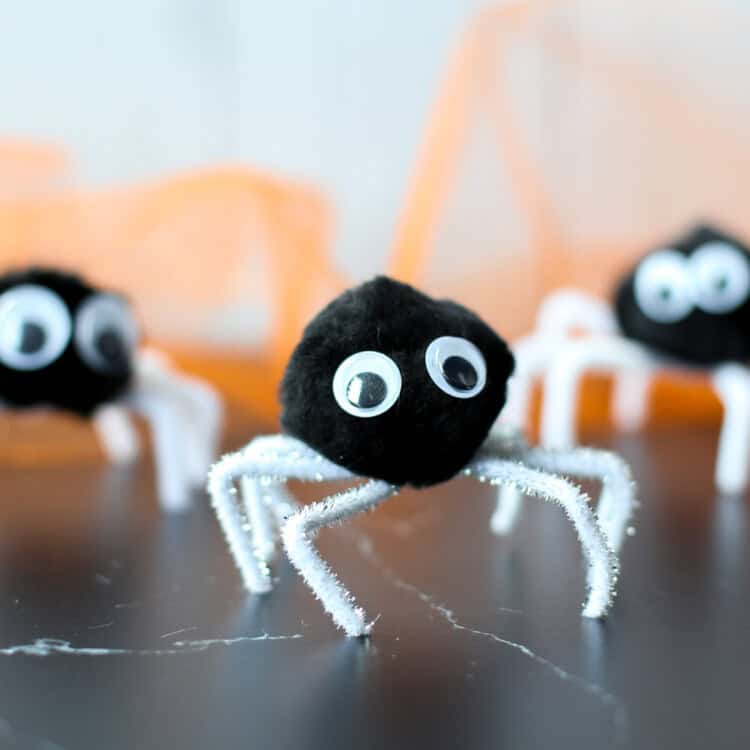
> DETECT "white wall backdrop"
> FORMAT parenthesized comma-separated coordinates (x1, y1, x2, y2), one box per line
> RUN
(0, 0, 491, 277)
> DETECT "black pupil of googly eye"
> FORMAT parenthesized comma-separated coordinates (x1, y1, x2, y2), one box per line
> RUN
(658, 286, 672, 302)
(441, 355, 478, 391)
(95, 327, 129, 370)
(346, 372, 387, 409)
(18, 321, 46, 354)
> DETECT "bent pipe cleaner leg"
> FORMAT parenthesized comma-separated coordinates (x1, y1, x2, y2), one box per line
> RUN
(208, 435, 353, 595)
(127, 387, 192, 513)
(611, 369, 652, 434)
(519, 446, 636, 553)
(241, 476, 280, 563)
(282, 480, 399, 637)
(490, 332, 560, 536)
(467, 456, 618, 618)
(541, 336, 654, 450)
(490, 484, 524, 535)
(501, 333, 561, 430)
(92, 403, 140, 465)
(483, 428, 529, 537)
(506, 289, 617, 430)
(534, 289, 618, 337)
(135, 350, 223, 486)
(267, 482, 299, 530)
(168, 374, 222, 485)
(712, 363, 750, 495)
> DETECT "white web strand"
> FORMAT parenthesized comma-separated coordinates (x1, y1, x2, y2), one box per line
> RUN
(349, 531, 629, 744)
(0, 633, 303, 657)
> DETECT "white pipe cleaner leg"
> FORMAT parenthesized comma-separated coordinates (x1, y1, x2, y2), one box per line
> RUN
(485, 426, 529, 536)
(166, 375, 222, 485)
(492, 335, 557, 532)
(241, 476, 280, 563)
(519, 446, 636, 552)
(488, 436, 635, 552)
(541, 336, 654, 449)
(207, 435, 353, 597)
(136, 349, 223, 485)
(535, 289, 618, 337)
(491, 485, 524, 535)
(91, 403, 140, 464)
(467, 456, 618, 618)
(127, 386, 192, 512)
(267, 482, 299, 529)
(493, 291, 619, 530)
(611, 369, 652, 434)
(282, 480, 398, 637)
(501, 291, 616, 432)
(502, 334, 559, 429)
(712, 363, 750, 495)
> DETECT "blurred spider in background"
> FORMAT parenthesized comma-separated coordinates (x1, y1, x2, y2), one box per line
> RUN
(209, 277, 634, 637)
(0, 267, 222, 511)
(498, 224, 750, 534)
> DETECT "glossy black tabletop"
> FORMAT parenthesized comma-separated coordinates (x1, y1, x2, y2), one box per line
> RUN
(0, 421, 746, 750)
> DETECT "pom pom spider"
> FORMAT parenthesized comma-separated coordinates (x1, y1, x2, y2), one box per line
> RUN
(0, 267, 222, 511)
(501, 224, 750, 504)
(208, 277, 635, 636)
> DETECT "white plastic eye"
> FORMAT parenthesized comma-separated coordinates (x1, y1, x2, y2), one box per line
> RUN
(425, 336, 487, 399)
(633, 250, 693, 323)
(689, 241, 750, 314)
(75, 294, 139, 374)
(0, 285, 72, 370)
(332, 350, 402, 418)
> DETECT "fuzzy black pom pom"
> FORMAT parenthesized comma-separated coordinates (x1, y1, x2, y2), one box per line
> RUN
(614, 224, 750, 365)
(280, 276, 515, 486)
(0, 268, 137, 416)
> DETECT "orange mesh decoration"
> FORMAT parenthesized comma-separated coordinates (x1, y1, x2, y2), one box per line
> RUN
(0, 164, 340, 426)
(390, 0, 750, 433)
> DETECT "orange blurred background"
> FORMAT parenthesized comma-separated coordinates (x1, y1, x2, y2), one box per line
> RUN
(2, 0, 746, 463)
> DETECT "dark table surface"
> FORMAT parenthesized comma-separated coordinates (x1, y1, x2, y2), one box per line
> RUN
(0, 420, 746, 750)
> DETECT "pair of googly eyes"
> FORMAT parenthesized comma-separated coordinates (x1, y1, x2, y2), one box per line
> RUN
(0, 285, 138, 373)
(634, 242, 750, 323)
(333, 336, 486, 418)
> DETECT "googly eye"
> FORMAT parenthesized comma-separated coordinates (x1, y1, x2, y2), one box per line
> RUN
(689, 241, 750, 314)
(75, 294, 139, 375)
(425, 336, 487, 399)
(633, 250, 693, 323)
(0, 285, 72, 370)
(332, 351, 402, 418)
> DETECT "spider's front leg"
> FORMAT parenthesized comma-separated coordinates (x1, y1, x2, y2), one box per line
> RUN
(209, 435, 391, 637)
(207, 436, 316, 593)
(467, 455, 619, 618)
(240, 476, 300, 563)
(282, 479, 398, 637)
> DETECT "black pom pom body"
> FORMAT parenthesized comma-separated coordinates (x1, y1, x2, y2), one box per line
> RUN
(614, 225, 750, 365)
(0, 268, 136, 416)
(280, 277, 515, 486)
